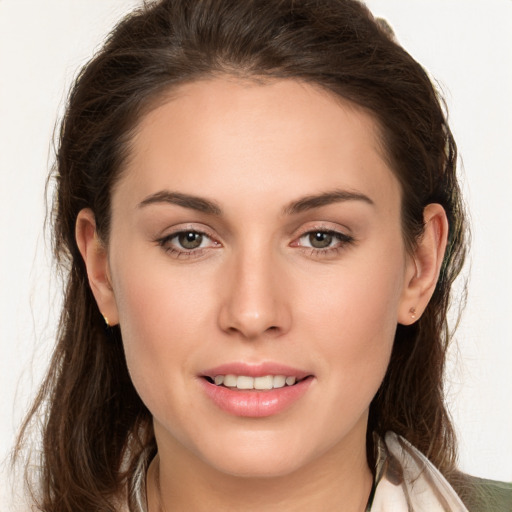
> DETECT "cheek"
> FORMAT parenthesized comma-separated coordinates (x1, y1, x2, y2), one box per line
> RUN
(109, 251, 215, 404)
(112, 242, 214, 335)
(296, 245, 405, 395)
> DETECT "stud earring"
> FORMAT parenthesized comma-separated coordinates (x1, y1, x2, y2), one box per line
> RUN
(102, 314, 110, 327)
(409, 307, 417, 320)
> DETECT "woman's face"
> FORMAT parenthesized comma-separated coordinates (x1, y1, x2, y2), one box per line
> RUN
(105, 78, 416, 477)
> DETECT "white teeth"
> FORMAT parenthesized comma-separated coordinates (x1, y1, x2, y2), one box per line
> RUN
(212, 374, 300, 390)
(223, 374, 237, 387)
(236, 376, 254, 390)
(273, 375, 286, 388)
(254, 375, 274, 390)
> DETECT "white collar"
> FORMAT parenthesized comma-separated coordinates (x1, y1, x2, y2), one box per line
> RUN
(369, 432, 468, 511)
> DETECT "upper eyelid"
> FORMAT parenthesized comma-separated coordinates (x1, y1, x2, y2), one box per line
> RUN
(298, 227, 347, 236)
(155, 222, 352, 244)
(292, 222, 352, 238)
(290, 225, 355, 251)
(296, 230, 353, 244)
(158, 224, 218, 239)
(156, 227, 220, 252)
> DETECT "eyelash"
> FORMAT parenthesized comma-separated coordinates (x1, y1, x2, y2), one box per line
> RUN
(156, 228, 219, 259)
(294, 229, 355, 257)
(156, 227, 355, 259)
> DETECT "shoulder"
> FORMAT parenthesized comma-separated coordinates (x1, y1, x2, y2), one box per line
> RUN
(454, 473, 512, 512)
(376, 433, 512, 512)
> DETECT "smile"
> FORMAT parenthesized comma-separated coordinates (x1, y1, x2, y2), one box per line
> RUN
(208, 374, 299, 390)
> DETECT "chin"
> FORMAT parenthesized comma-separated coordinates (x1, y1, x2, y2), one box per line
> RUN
(207, 451, 308, 479)
(191, 429, 317, 479)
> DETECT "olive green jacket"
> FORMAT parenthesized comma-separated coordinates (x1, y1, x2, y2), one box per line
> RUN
(369, 432, 512, 511)
(457, 474, 512, 512)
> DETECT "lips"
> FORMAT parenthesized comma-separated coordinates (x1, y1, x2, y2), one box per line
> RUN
(200, 363, 314, 417)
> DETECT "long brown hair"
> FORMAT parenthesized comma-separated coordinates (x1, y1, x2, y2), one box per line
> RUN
(17, 1, 467, 510)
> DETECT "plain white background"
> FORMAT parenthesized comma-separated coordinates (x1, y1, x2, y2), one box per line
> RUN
(1, 1, 511, 501)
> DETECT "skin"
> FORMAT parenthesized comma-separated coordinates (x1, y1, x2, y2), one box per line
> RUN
(76, 78, 448, 511)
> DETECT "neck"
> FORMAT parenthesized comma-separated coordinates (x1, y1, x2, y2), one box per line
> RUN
(146, 430, 373, 512)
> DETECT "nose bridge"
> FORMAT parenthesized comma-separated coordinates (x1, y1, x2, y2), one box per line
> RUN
(218, 239, 290, 339)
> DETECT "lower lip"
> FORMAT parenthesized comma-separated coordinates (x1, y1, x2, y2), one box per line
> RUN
(200, 377, 313, 417)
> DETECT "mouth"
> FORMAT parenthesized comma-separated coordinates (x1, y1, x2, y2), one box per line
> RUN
(203, 374, 307, 391)
(200, 363, 314, 417)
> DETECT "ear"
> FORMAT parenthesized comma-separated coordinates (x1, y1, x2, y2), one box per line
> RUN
(75, 208, 119, 326)
(398, 203, 449, 325)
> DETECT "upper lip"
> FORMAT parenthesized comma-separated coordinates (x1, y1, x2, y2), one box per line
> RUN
(201, 362, 311, 380)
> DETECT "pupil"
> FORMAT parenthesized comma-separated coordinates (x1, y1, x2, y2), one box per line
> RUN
(179, 232, 202, 249)
(310, 232, 332, 249)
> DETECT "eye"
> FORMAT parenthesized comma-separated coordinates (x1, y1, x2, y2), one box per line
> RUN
(176, 231, 205, 250)
(156, 228, 220, 257)
(303, 231, 336, 249)
(291, 227, 355, 257)
(297, 230, 353, 250)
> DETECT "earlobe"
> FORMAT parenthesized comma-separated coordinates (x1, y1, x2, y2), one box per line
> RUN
(398, 203, 449, 325)
(75, 208, 119, 326)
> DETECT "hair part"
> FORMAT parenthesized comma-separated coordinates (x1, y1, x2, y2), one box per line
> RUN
(16, 1, 468, 510)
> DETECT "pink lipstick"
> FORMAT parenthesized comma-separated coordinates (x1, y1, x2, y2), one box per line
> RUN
(200, 362, 314, 417)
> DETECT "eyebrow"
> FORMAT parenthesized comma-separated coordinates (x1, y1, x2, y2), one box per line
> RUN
(282, 189, 374, 215)
(138, 188, 374, 216)
(138, 191, 222, 215)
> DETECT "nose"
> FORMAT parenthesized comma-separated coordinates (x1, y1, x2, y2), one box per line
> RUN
(217, 247, 291, 340)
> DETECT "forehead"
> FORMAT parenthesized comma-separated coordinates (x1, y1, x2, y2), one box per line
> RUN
(115, 77, 400, 216)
